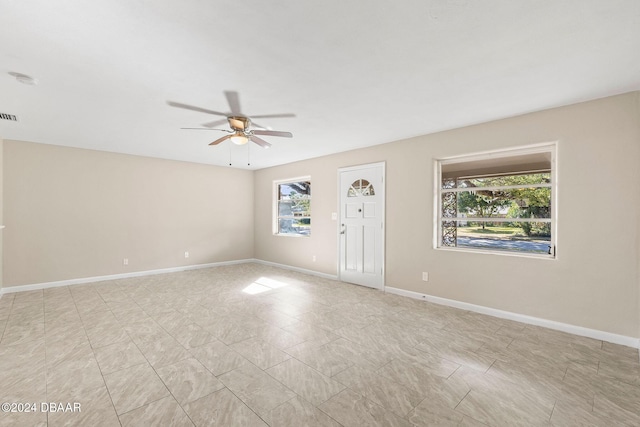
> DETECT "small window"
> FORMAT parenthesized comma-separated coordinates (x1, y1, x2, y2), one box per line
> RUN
(436, 144, 556, 257)
(348, 179, 375, 197)
(275, 179, 311, 236)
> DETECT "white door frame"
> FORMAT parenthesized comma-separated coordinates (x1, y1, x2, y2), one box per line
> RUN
(337, 161, 386, 289)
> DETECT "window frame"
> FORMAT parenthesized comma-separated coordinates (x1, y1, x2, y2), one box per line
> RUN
(273, 176, 312, 237)
(434, 143, 557, 259)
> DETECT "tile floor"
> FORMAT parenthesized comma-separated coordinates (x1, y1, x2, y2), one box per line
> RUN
(0, 263, 639, 426)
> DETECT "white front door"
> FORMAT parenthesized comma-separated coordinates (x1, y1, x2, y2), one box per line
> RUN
(338, 163, 385, 290)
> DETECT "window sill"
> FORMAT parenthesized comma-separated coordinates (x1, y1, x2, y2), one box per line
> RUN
(435, 246, 556, 260)
(274, 233, 311, 238)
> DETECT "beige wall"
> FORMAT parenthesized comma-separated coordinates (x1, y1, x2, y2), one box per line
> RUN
(2, 92, 638, 339)
(255, 92, 640, 338)
(3, 141, 254, 286)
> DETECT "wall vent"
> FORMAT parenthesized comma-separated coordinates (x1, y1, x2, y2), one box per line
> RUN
(0, 113, 18, 121)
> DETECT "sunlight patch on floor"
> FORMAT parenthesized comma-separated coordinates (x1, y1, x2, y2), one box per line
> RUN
(242, 276, 289, 295)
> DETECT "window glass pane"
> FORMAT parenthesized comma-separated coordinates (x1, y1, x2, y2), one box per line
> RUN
(437, 146, 555, 257)
(280, 182, 311, 198)
(457, 172, 550, 188)
(278, 201, 293, 216)
(277, 180, 311, 236)
(451, 221, 551, 254)
(279, 183, 310, 215)
(348, 179, 375, 197)
(456, 187, 551, 220)
(361, 180, 375, 196)
(279, 218, 311, 236)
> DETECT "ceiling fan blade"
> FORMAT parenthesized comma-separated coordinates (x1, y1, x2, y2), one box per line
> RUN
(250, 121, 269, 130)
(167, 101, 227, 117)
(209, 135, 232, 146)
(181, 127, 230, 132)
(250, 113, 296, 119)
(202, 118, 229, 128)
(224, 91, 241, 115)
(253, 130, 293, 138)
(250, 135, 272, 149)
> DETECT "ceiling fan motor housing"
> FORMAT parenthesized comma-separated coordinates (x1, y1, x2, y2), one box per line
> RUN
(228, 116, 250, 131)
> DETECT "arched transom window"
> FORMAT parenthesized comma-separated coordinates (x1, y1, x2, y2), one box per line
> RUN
(347, 179, 375, 197)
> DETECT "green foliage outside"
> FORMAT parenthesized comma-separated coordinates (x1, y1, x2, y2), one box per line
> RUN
(290, 192, 310, 214)
(456, 173, 550, 237)
(290, 191, 311, 228)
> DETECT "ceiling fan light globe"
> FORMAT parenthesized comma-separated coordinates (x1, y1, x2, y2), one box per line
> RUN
(230, 134, 249, 145)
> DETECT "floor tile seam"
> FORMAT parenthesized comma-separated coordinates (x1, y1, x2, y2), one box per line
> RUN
(372, 355, 398, 383)
(263, 357, 342, 403)
(115, 392, 173, 420)
(409, 342, 470, 373)
(597, 354, 640, 369)
(591, 391, 640, 420)
(591, 371, 640, 391)
(560, 363, 571, 382)
(140, 363, 200, 427)
(74, 287, 133, 390)
(340, 382, 418, 420)
(98, 354, 149, 377)
(547, 399, 558, 423)
(313, 357, 352, 381)
(198, 381, 265, 426)
(42, 291, 50, 427)
(121, 299, 187, 352)
(62, 287, 120, 424)
(0, 320, 9, 348)
(0, 296, 18, 343)
(467, 378, 559, 420)
(232, 388, 279, 427)
(195, 348, 243, 378)
(317, 387, 403, 426)
(104, 336, 172, 417)
(310, 396, 348, 427)
(266, 395, 301, 425)
(43, 315, 84, 339)
(227, 356, 302, 399)
(281, 351, 352, 383)
(481, 364, 567, 404)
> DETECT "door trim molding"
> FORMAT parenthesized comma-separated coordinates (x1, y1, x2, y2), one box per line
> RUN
(337, 161, 386, 289)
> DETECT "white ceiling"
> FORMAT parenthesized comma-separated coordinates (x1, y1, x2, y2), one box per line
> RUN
(1, 1, 639, 170)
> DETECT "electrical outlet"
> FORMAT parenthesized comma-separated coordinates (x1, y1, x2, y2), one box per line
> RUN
(312, 255, 316, 262)
(123, 258, 129, 266)
(422, 272, 429, 281)
(184, 251, 189, 258)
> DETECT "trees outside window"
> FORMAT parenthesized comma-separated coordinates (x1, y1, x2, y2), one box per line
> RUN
(275, 179, 311, 236)
(436, 145, 555, 257)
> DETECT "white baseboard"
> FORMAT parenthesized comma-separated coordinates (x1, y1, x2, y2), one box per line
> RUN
(385, 286, 640, 350)
(0, 259, 255, 294)
(3, 260, 636, 350)
(0, 258, 336, 294)
(251, 259, 338, 281)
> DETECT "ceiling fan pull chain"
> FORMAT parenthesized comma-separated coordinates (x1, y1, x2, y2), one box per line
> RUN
(229, 144, 232, 166)
(247, 143, 251, 166)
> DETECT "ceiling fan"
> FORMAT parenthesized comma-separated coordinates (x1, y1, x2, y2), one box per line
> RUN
(168, 91, 294, 148)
